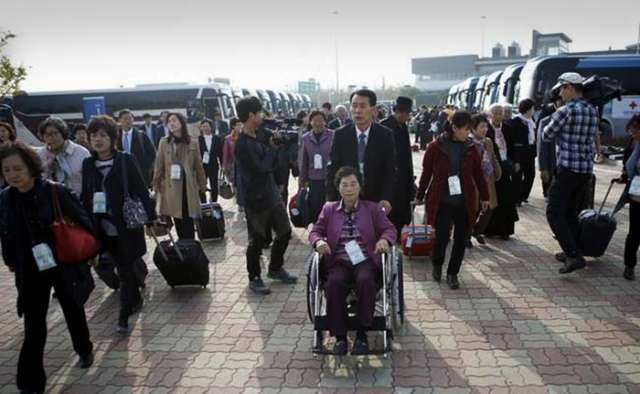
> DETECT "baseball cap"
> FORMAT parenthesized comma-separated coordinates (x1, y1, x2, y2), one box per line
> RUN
(552, 72, 586, 91)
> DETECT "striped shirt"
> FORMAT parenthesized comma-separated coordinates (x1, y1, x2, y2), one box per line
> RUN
(333, 200, 370, 264)
(543, 97, 599, 174)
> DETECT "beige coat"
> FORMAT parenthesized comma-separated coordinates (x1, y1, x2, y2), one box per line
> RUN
(473, 138, 502, 209)
(153, 137, 207, 219)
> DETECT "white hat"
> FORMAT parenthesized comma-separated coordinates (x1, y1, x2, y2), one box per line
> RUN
(552, 72, 586, 91)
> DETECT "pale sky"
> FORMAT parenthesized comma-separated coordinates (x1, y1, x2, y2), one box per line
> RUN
(2, 0, 639, 92)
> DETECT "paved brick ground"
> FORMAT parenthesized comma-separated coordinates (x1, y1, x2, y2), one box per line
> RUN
(0, 153, 639, 394)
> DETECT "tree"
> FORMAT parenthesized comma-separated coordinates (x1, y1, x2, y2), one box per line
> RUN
(0, 31, 27, 101)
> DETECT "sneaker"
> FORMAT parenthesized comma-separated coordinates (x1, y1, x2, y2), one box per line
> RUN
(558, 257, 586, 274)
(555, 252, 567, 263)
(473, 234, 487, 245)
(249, 278, 271, 295)
(624, 267, 635, 281)
(267, 269, 298, 284)
(117, 311, 130, 334)
(351, 337, 370, 355)
(446, 275, 460, 290)
(333, 339, 348, 356)
(77, 352, 94, 369)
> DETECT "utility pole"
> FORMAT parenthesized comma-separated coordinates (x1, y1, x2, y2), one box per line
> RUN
(332, 10, 340, 103)
(636, 22, 640, 55)
(480, 16, 487, 58)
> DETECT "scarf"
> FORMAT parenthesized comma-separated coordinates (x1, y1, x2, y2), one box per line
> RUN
(53, 143, 73, 187)
(472, 136, 493, 179)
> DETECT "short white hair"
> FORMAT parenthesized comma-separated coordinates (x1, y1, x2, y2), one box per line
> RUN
(335, 105, 347, 112)
(488, 103, 503, 114)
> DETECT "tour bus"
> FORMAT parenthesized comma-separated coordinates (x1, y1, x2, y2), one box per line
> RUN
(287, 92, 302, 114)
(256, 89, 274, 113)
(266, 90, 282, 115)
(481, 70, 504, 111)
(232, 87, 244, 108)
(516, 54, 640, 140)
(447, 84, 460, 106)
(301, 94, 312, 110)
(10, 83, 236, 140)
(278, 91, 293, 117)
(472, 75, 488, 111)
(458, 77, 479, 111)
(497, 64, 524, 106)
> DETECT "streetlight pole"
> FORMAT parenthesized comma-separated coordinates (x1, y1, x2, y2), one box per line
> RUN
(480, 16, 487, 58)
(332, 10, 340, 103)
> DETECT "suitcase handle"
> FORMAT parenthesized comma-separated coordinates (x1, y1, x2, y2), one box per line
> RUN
(148, 222, 185, 262)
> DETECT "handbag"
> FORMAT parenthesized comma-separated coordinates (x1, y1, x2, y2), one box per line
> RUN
(121, 156, 149, 229)
(219, 169, 235, 199)
(51, 185, 100, 264)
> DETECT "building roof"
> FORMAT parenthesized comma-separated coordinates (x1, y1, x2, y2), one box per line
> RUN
(412, 55, 478, 75)
(533, 30, 572, 43)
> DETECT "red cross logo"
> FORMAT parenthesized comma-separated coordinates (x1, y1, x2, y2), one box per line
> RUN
(630, 101, 638, 110)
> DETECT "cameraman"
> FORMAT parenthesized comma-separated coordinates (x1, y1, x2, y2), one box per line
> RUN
(543, 72, 599, 275)
(235, 97, 298, 295)
(262, 116, 299, 204)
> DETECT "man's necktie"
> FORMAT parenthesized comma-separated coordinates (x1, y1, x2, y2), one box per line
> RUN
(357, 132, 366, 165)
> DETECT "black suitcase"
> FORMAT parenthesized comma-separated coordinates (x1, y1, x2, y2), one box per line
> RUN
(197, 203, 225, 240)
(150, 229, 210, 288)
(578, 180, 624, 258)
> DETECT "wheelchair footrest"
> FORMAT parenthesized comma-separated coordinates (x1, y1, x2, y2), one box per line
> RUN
(314, 316, 387, 331)
(312, 344, 392, 356)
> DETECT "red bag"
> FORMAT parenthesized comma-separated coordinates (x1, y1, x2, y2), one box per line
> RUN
(401, 203, 435, 258)
(51, 185, 99, 264)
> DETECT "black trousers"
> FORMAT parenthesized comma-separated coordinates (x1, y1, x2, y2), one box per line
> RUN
(432, 201, 468, 275)
(521, 151, 536, 202)
(18, 268, 93, 392)
(201, 173, 219, 203)
(625, 199, 640, 268)
(541, 173, 555, 198)
(174, 179, 195, 240)
(105, 237, 143, 319)
(308, 179, 326, 225)
(546, 168, 590, 258)
(245, 202, 292, 280)
(325, 260, 379, 337)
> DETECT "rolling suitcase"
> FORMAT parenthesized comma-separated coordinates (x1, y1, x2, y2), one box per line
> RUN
(577, 179, 624, 258)
(401, 202, 436, 259)
(289, 188, 311, 228)
(150, 227, 210, 288)
(197, 203, 225, 240)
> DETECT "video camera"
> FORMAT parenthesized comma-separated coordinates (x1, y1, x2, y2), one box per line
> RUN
(547, 75, 623, 108)
(261, 118, 300, 146)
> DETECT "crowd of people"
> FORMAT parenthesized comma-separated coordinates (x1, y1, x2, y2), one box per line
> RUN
(0, 72, 640, 390)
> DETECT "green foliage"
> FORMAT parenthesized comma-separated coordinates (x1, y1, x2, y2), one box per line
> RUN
(0, 31, 27, 100)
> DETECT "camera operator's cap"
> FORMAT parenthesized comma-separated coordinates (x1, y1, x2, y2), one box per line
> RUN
(552, 72, 586, 91)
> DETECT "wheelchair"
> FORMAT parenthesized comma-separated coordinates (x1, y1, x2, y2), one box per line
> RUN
(306, 246, 405, 357)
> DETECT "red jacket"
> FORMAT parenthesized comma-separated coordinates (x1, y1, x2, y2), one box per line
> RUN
(416, 134, 490, 227)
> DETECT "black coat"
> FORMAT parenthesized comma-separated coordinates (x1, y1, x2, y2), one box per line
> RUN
(80, 152, 157, 264)
(0, 179, 96, 316)
(198, 135, 224, 177)
(326, 122, 396, 203)
(140, 123, 165, 149)
(508, 117, 535, 164)
(116, 128, 157, 187)
(381, 115, 415, 226)
(328, 117, 352, 130)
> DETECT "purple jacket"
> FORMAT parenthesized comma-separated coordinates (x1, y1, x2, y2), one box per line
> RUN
(300, 129, 334, 184)
(309, 200, 397, 269)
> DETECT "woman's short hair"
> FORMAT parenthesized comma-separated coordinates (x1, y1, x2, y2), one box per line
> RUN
(87, 115, 119, 152)
(38, 116, 69, 140)
(0, 121, 16, 141)
(229, 117, 241, 129)
(470, 113, 489, 130)
(309, 110, 327, 122)
(626, 114, 640, 133)
(296, 110, 308, 122)
(0, 140, 43, 178)
(167, 112, 191, 144)
(518, 99, 535, 114)
(443, 110, 472, 134)
(334, 166, 362, 189)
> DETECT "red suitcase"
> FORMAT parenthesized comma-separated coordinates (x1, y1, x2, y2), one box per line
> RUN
(401, 203, 436, 258)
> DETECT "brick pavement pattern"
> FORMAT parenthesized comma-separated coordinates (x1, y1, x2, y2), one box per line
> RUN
(0, 154, 639, 393)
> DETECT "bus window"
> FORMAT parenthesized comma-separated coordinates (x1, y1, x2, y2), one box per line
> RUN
(203, 97, 222, 120)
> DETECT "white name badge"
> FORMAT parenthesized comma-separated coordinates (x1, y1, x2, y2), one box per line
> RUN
(313, 154, 323, 170)
(32, 243, 57, 271)
(93, 192, 106, 214)
(171, 164, 181, 180)
(202, 152, 210, 165)
(345, 240, 366, 266)
(448, 175, 462, 196)
(630, 176, 640, 197)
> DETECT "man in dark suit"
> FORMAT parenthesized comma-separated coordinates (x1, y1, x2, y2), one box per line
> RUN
(381, 97, 416, 238)
(326, 89, 396, 214)
(328, 105, 352, 129)
(155, 111, 170, 146)
(198, 119, 224, 202)
(213, 112, 230, 137)
(116, 109, 156, 187)
(140, 113, 164, 148)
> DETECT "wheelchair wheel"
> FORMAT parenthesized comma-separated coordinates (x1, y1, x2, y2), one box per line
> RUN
(392, 251, 405, 329)
(306, 254, 318, 323)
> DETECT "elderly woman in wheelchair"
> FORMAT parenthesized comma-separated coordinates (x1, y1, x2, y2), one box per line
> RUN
(308, 166, 397, 356)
